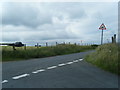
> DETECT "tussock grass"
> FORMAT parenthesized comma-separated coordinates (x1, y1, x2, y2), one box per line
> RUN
(2, 44, 96, 61)
(85, 43, 119, 75)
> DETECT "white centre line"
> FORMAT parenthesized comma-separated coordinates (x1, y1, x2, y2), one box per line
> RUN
(47, 66, 57, 70)
(58, 63, 66, 66)
(73, 60, 79, 63)
(3, 59, 84, 83)
(32, 69, 45, 74)
(12, 74, 30, 80)
(66, 62, 74, 64)
(1, 80, 8, 84)
(79, 58, 83, 61)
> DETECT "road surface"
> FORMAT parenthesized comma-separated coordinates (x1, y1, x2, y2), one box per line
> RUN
(2, 50, 118, 88)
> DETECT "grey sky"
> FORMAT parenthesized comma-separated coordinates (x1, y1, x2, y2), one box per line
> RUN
(1, 2, 118, 46)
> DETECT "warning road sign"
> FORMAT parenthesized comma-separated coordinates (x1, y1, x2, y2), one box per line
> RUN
(99, 23, 107, 45)
(99, 23, 106, 30)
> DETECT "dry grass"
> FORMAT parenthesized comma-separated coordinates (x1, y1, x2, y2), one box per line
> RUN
(2, 44, 96, 61)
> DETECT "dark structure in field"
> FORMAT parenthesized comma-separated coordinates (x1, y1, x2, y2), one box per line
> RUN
(0, 42, 25, 50)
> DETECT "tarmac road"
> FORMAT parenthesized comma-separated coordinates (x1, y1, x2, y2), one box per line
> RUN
(2, 50, 118, 88)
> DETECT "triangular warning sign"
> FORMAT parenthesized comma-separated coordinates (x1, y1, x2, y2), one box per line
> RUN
(99, 23, 106, 30)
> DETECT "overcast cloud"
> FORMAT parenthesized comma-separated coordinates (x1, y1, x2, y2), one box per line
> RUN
(1, 2, 118, 46)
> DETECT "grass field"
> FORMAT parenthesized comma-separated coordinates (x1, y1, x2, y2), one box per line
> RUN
(85, 43, 119, 75)
(1, 44, 97, 62)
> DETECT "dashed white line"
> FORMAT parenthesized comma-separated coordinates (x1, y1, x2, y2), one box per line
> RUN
(73, 60, 79, 63)
(3, 58, 84, 84)
(32, 69, 45, 74)
(58, 63, 66, 66)
(47, 66, 57, 70)
(1, 80, 8, 84)
(12, 74, 30, 80)
(79, 58, 83, 61)
(66, 62, 74, 64)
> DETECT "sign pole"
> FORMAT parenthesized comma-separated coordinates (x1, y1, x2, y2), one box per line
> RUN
(101, 29, 103, 45)
(99, 23, 106, 45)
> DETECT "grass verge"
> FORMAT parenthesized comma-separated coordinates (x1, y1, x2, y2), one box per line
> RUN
(85, 43, 119, 75)
(2, 44, 97, 62)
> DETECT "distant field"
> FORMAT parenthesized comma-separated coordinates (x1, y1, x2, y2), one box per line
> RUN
(2, 44, 97, 61)
(85, 43, 119, 75)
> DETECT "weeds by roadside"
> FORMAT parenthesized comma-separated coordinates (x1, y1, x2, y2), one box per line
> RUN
(85, 43, 119, 75)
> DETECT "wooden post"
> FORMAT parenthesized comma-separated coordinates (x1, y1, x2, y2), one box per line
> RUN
(13, 46, 16, 51)
(112, 36, 114, 43)
(81, 40, 82, 46)
(24, 44, 26, 50)
(74, 43, 76, 45)
(37, 43, 39, 48)
(114, 34, 116, 43)
(46, 42, 48, 47)
(56, 42, 58, 46)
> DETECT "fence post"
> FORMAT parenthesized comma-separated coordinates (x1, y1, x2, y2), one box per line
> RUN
(24, 44, 26, 50)
(114, 34, 116, 43)
(46, 42, 48, 47)
(56, 42, 58, 46)
(13, 46, 16, 51)
(74, 43, 76, 45)
(37, 43, 39, 48)
(112, 36, 114, 43)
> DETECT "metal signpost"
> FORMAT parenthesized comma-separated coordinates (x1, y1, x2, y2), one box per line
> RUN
(99, 23, 106, 45)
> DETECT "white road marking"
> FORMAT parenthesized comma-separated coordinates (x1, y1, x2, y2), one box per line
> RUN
(47, 66, 57, 70)
(12, 74, 30, 80)
(1, 80, 8, 84)
(66, 62, 73, 64)
(3, 58, 84, 83)
(73, 60, 79, 63)
(32, 69, 45, 74)
(58, 63, 66, 66)
(79, 58, 83, 61)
